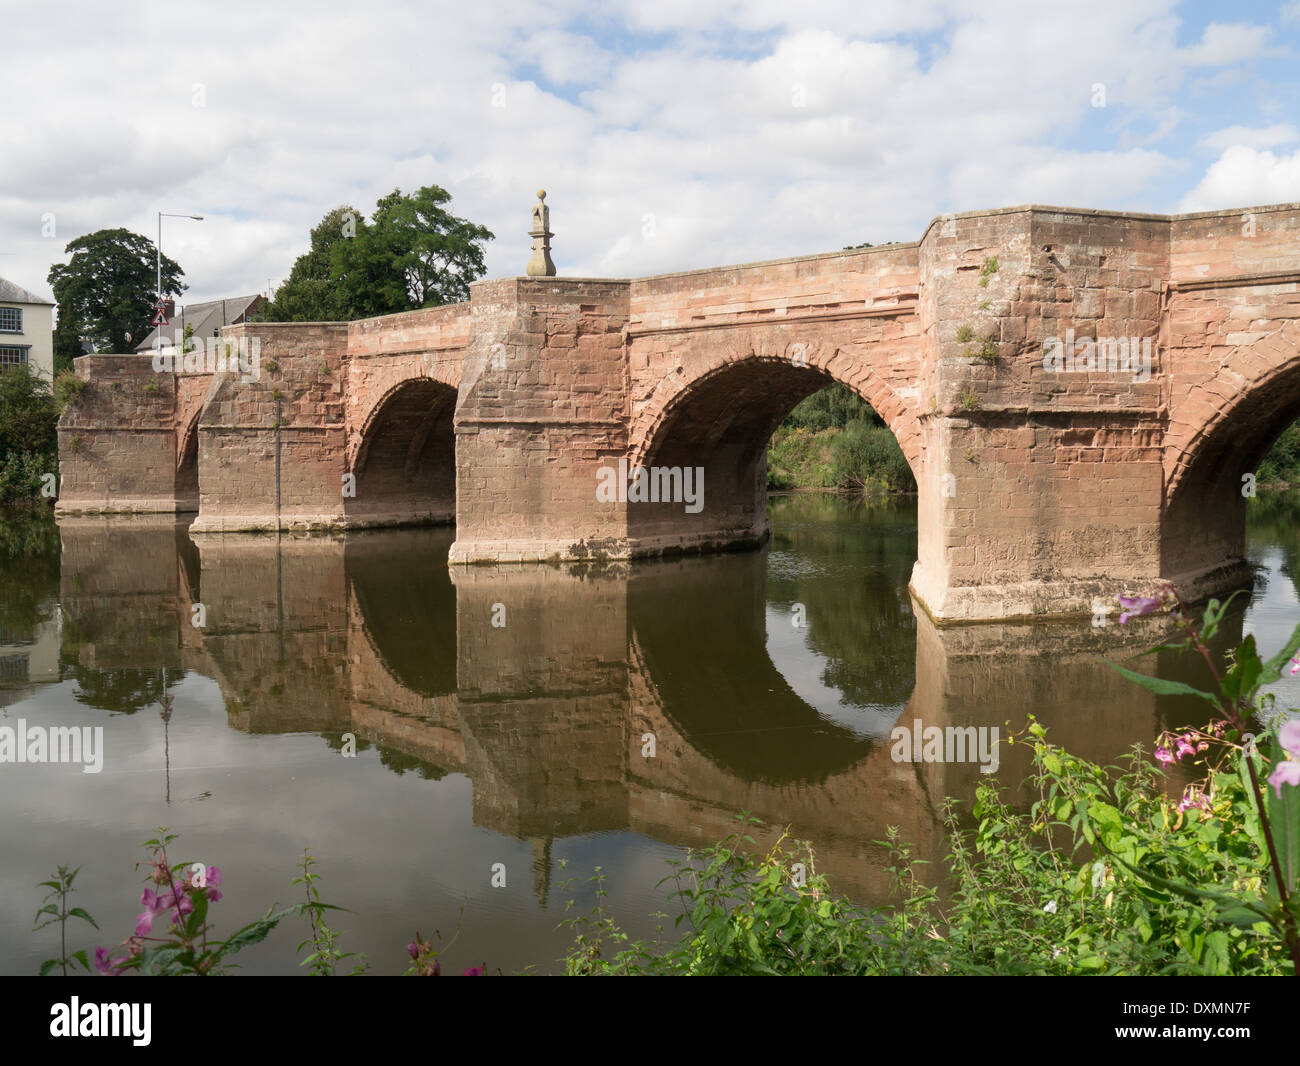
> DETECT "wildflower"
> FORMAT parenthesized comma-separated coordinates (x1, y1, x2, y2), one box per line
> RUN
(1280, 719, 1300, 756)
(135, 888, 174, 936)
(1268, 761, 1300, 799)
(407, 942, 420, 960)
(1154, 746, 1174, 765)
(1042, 900, 1058, 914)
(94, 947, 126, 976)
(1178, 787, 1211, 814)
(463, 964, 485, 975)
(202, 866, 222, 903)
(1118, 594, 1162, 625)
(1290, 655, 1300, 678)
(1174, 735, 1196, 760)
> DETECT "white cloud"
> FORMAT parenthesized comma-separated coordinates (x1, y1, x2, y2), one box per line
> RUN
(2, 0, 1293, 314)
(1201, 123, 1298, 151)
(1178, 145, 1300, 211)
(1179, 22, 1276, 66)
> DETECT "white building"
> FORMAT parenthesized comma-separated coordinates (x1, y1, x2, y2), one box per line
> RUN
(0, 277, 55, 379)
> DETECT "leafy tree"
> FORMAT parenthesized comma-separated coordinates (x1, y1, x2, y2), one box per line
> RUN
(783, 383, 881, 432)
(47, 229, 185, 358)
(262, 186, 493, 322)
(371, 185, 493, 306)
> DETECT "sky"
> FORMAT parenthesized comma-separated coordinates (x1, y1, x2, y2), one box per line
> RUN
(2, 0, 1299, 307)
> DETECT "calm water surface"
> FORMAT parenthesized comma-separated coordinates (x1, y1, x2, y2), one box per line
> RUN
(2, 493, 1298, 974)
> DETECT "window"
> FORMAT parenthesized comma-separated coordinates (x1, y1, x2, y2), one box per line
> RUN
(0, 345, 30, 368)
(0, 307, 22, 333)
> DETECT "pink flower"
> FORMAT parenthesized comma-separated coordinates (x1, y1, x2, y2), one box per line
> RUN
(1154, 746, 1174, 765)
(1268, 760, 1300, 798)
(202, 865, 222, 903)
(407, 942, 420, 960)
(1289, 656, 1300, 678)
(1279, 719, 1300, 757)
(135, 887, 174, 936)
(463, 965, 484, 976)
(94, 947, 126, 976)
(1118, 595, 1162, 625)
(1175, 736, 1196, 760)
(1178, 788, 1211, 814)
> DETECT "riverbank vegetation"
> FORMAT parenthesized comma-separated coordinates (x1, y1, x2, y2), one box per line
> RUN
(1259, 423, 1300, 488)
(768, 384, 915, 494)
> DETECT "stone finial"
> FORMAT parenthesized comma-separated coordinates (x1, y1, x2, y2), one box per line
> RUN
(526, 189, 556, 277)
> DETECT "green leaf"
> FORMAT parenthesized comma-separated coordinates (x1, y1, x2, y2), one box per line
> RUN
(1103, 660, 1219, 704)
(67, 907, 98, 930)
(38, 958, 59, 976)
(1201, 591, 1246, 643)
(183, 889, 209, 941)
(1213, 904, 1274, 930)
(1261, 621, 1300, 685)
(1222, 634, 1264, 704)
(1266, 739, 1300, 896)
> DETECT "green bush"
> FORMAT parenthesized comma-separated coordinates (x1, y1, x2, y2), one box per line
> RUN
(767, 426, 837, 489)
(562, 723, 1290, 975)
(0, 364, 58, 457)
(1258, 422, 1300, 487)
(0, 452, 54, 506)
(782, 383, 879, 433)
(830, 422, 915, 493)
(0, 365, 58, 505)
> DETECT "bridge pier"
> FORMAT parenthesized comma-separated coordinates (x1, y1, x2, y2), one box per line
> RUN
(448, 277, 632, 563)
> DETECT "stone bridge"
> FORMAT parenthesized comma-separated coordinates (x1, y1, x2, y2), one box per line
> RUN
(56, 201, 1300, 622)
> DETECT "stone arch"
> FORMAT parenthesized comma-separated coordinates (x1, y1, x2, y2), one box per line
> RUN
(346, 357, 461, 473)
(624, 346, 922, 554)
(1162, 321, 1300, 582)
(629, 347, 923, 473)
(175, 408, 201, 512)
(344, 377, 458, 526)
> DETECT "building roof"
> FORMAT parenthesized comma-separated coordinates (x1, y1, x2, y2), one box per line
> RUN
(0, 277, 54, 306)
(135, 295, 265, 352)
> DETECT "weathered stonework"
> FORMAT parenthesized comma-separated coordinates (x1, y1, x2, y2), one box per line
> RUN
(56, 201, 1300, 622)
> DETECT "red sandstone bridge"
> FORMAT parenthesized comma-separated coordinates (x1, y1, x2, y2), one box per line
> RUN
(56, 201, 1300, 622)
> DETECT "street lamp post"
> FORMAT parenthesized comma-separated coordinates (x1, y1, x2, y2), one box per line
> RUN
(156, 212, 203, 354)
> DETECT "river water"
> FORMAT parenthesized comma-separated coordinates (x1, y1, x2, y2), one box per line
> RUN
(1, 493, 1297, 974)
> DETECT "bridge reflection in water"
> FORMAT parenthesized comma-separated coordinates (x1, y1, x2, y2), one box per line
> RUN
(53, 500, 1226, 915)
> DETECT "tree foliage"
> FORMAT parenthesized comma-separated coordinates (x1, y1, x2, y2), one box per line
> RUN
(47, 229, 185, 364)
(262, 186, 493, 322)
